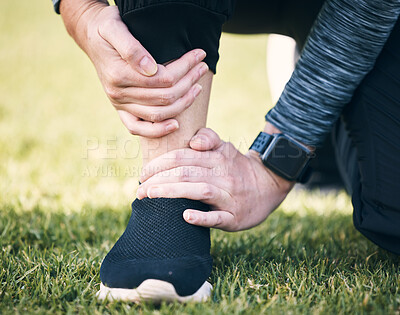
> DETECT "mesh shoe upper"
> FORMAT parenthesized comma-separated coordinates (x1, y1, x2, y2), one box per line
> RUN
(100, 198, 213, 296)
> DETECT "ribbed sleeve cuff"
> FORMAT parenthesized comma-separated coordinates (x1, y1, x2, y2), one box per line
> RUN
(52, 0, 61, 14)
(265, 104, 330, 147)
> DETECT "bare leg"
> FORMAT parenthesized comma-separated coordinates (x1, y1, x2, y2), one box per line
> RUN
(141, 71, 213, 165)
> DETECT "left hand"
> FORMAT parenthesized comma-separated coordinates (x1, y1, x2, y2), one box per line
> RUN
(137, 128, 295, 231)
(61, 2, 209, 138)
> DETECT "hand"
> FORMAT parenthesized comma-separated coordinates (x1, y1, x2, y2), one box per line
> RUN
(137, 128, 295, 231)
(61, 2, 209, 137)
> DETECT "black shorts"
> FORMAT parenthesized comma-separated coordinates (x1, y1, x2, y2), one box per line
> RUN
(115, 0, 400, 255)
(115, 0, 325, 73)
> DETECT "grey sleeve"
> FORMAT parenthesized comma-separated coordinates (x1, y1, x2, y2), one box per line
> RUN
(265, 0, 400, 146)
(52, 0, 61, 14)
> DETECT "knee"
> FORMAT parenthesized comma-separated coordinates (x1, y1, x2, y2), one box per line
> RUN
(352, 190, 400, 255)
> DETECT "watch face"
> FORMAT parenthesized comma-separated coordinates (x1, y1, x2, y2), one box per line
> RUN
(263, 136, 310, 180)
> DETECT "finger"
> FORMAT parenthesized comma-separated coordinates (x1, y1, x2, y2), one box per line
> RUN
(119, 83, 202, 122)
(190, 128, 223, 151)
(118, 110, 179, 138)
(137, 182, 232, 208)
(101, 50, 207, 90)
(140, 149, 225, 182)
(106, 60, 206, 89)
(183, 209, 236, 231)
(98, 14, 158, 77)
(112, 62, 208, 106)
(164, 49, 207, 84)
(138, 166, 228, 192)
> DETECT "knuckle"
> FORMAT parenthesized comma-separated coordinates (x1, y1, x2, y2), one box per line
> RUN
(202, 184, 214, 199)
(215, 214, 223, 226)
(149, 111, 164, 123)
(122, 43, 139, 60)
(190, 50, 202, 64)
(159, 73, 174, 87)
(105, 85, 123, 101)
(177, 173, 184, 182)
(186, 91, 196, 106)
(183, 59, 191, 72)
(118, 72, 130, 85)
(178, 171, 189, 182)
(107, 73, 122, 87)
(190, 68, 201, 83)
(214, 152, 225, 161)
(159, 92, 176, 105)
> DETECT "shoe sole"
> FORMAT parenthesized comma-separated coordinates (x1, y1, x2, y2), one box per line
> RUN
(96, 280, 212, 303)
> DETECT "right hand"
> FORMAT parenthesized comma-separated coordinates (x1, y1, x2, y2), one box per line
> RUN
(137, 128, 294, 231)
(73, 4, 209, 137)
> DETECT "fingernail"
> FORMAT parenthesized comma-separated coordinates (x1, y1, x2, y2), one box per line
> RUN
(195, 50, 206, 62)
(136, 187, 144, 199)
(184, 211, 196, 222)
(148, 187, 161, 198)
(193, 84, 202, 97)
(139, 56, 158, 76)
(166, 121, 179, 132)
(199, 63, 209, 76)
(191, 134, 207, 146)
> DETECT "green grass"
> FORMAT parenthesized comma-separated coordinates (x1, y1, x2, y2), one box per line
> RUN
(0, 1, 399, 314)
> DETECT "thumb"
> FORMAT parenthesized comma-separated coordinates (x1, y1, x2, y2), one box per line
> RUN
(98, 17, 158, 76)
(190, 128, 223, 151)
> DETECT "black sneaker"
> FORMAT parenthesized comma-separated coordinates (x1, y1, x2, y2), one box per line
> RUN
(96, 198, 213, 303)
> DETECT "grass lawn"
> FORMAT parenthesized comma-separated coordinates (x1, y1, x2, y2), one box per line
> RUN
(1, 1, 399, 314)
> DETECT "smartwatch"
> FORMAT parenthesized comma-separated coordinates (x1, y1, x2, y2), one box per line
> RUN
(249, 132, 313, 183)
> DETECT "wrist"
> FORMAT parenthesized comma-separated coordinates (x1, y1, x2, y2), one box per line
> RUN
(247, 150, 294, 192)
(263, 121, 315, 152)
(249, 126, 314, 184)
(263, 121, 282, 135)
(60, 0, 109, 51)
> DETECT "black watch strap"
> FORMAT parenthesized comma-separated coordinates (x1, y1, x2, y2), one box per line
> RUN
(296, 164, 313, 184)
(249, 132, 273, 153)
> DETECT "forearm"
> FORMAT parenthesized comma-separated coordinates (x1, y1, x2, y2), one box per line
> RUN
(59, 0, 109, 52)
(266, 0, 400, 146)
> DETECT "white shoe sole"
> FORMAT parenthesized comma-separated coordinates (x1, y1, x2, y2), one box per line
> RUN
(96, 279, 212, 303)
